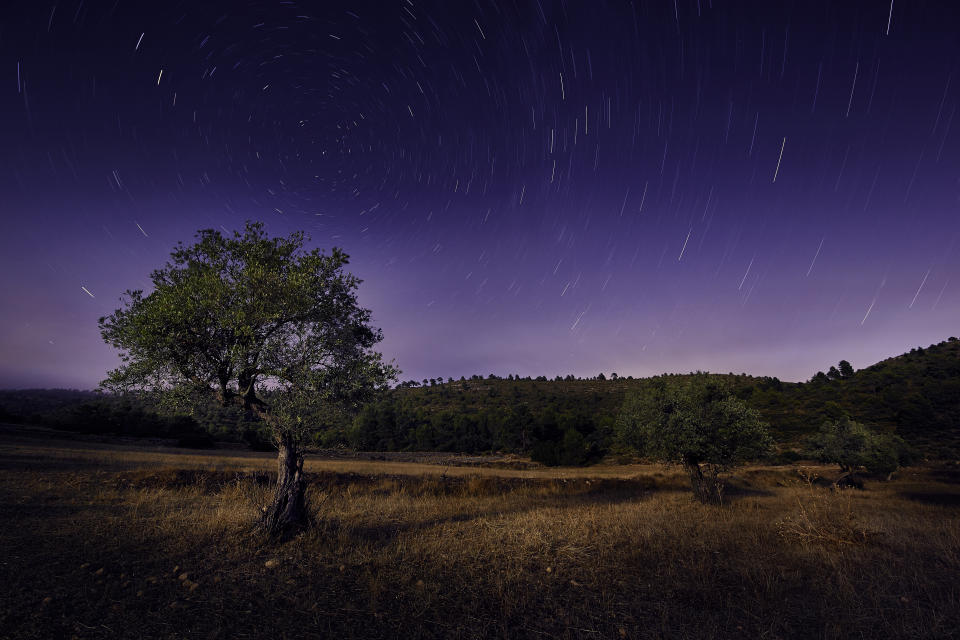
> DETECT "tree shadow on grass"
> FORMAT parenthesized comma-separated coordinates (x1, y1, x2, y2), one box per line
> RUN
(312, 482, 661, 546)
(722, 479, 777, 500)
(899, 491, 960, 507)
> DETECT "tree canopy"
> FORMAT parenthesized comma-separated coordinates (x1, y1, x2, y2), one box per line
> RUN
(99, 221, 397, 534)
(100, 222, 396, 419)
(806, 416, 913, 478)
(617, 374, 772, 503)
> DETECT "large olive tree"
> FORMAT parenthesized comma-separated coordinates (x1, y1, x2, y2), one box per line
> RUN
(99, 222, 397, 536)
(617, 375, 772, 504)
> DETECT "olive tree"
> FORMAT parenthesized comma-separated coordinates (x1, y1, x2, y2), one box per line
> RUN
(806, 416, 913, 480)
(99, 222, 397, 536)
(617, 375, 772, 504)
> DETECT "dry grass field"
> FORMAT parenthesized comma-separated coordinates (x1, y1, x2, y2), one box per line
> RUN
(1, 427, 959, 639)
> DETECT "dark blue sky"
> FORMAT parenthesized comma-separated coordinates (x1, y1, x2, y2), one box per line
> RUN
(1, 0, 958, 389)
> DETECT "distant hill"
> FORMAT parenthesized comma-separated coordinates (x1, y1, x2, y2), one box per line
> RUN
(0, 389, 99, 422)
(2, 337, 958, 459)
(791, 337, 960, 454)
(350, 338, 960, 459)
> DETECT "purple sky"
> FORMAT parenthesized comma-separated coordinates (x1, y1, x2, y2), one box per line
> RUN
(1, 0, 959, 389)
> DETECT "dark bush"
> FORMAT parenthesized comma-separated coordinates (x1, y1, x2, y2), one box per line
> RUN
(176, 432, 216, 449)
(242, 426, 275, 451)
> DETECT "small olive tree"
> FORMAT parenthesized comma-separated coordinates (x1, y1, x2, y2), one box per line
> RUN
(806, 416, 913, 480)
(617, 375, 772, 504)
(99, 222, 397, 536)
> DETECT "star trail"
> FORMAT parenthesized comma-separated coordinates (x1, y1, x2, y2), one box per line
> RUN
(1, 0, 958, 388)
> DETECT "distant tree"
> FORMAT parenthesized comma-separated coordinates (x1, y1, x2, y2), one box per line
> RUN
(498, 403, 533, 451)
(811, 371, 829, 383)
(611, 372, 618, 380)
(827, 366, 842, 380)
(616, 375, 771, 504)
(99, 222, 397, 536)
(597, 373, 606, 381)
(806, 416, 914, 480)
(838, 360, 855, 378)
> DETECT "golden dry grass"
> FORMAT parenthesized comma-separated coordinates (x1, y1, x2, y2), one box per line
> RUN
(1, 434, 959, 639)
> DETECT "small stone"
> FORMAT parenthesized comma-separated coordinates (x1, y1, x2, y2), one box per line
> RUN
(94, 568, 105, 576)
(415, 579, 424, 587)
(338, 564, 345, 572)
(178, 573, 189, 581)
(80, 563, 90, 569)
(136, 591, 144, 597)
(41, 597, 52, 606)
(172, 566, 179, 574)
(264, 559, 280, 569)
(545, 567, 552, 573)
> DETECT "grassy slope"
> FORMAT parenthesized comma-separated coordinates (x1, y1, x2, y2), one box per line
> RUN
(1, 433, 959, 639)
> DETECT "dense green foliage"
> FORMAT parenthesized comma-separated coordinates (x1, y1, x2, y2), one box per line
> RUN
(615, 375, 772, 467)
(97, 222, 396, 442)
(347, 397, 611, 465)
(806, 416, 915, 477)
(3, 338, 958, 464)
(345, 338, 960, 462)
(616, 375, 771, 502)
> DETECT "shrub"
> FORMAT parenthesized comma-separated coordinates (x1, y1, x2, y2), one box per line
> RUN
(805, 416, 914, 478)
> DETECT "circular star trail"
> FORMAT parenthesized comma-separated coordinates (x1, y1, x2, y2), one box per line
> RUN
(1, 0, 959, 388)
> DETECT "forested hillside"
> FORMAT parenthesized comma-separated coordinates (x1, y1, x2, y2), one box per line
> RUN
(2, 337, 958, 460)
(336, 337, 960, 460)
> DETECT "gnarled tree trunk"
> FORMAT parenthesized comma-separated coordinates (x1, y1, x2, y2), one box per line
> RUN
(259, 433, 308, 537)
(683, 457, 724, 505)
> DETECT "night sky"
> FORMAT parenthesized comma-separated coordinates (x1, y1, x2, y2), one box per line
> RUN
(1, 1, 959, 389)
